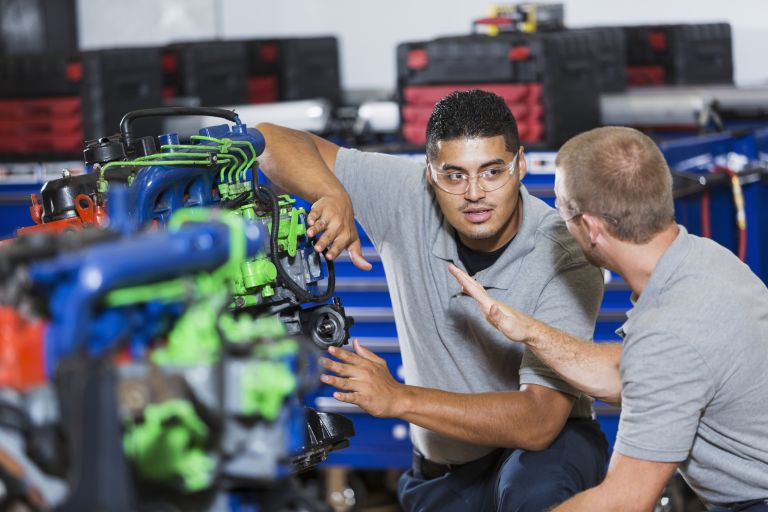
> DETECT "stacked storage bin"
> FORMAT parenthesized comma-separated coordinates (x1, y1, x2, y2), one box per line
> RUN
(397, 29, 624, 149)
(161, 37, 341, 107)
(574, 27, 627, 93)
(0, 54, 83, 155)
(242, 37, 342, 106)
(0, 0, 77, 57)
(162, 41, 249, 107)
(623, 23, 733, 87)
(0, 48, 163, 159)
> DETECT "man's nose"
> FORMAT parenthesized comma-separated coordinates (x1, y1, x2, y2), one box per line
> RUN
(464, 177, 486, 201)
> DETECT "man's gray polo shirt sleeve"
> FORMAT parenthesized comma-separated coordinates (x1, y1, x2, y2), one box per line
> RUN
(519, 261, 603, 397)
(615, 331, 715, 462)
(333, 147, 423, 247)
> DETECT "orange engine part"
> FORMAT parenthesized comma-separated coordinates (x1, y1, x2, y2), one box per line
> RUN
(17, 193, 108, 236)
(0, 307, 47, 390)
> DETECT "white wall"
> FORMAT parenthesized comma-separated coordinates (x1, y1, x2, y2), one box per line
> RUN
(77, 0, 218, 48)
(78, 0, 768, 92)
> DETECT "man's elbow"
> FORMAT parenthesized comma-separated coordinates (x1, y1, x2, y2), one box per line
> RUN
(506, 422, 564, 452)
(592, 384, 623, 407)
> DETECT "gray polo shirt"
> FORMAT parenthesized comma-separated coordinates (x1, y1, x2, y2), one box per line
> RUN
(615, 225, 768, 506)
(334, 148, 604, 465)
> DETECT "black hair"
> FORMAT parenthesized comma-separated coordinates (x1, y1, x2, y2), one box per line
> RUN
(425, 89, 520, 160)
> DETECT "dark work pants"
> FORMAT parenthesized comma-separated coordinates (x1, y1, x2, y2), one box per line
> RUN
(710, 501, 768, 512)
(397, 418, 609, 512)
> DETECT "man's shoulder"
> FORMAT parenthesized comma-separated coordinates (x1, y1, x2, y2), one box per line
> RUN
(336, 147, 425, 176)
(525, 196, 590, 270)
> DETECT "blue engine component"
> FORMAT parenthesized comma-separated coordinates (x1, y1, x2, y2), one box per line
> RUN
(124, 123, 266, 226)
(28, 187, 265, 371)
(0, 108, 354, 512)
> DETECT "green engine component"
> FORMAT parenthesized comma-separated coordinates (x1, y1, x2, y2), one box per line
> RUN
(219, 313, 287, 342)
(240, 256, 277, 296)
(272, 195, 307, 257)
(218, 314, 299, 419)
(230, 193, 308, 301)
(152, 295, 224, 366)
(123, 399, 214, 492)
(241, 360, 297, 420)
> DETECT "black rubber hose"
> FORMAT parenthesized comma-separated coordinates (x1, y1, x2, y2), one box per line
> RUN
(119, 107, 241, 147)
(256, 185, 335, 303)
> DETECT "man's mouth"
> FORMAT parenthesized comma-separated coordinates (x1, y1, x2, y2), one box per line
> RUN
(462, 209, 493, 223)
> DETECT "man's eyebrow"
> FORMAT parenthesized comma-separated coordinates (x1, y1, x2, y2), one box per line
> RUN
(479, 159, 506, 168)
(440, 163, 467, 172)
(440, 159, 506, 171)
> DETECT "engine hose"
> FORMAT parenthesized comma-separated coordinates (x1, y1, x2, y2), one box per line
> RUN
(714, 166, 747, 262)
(119, 107, 241, 147)
(700, 188, 711, 239)
(256, 185, 335, 303)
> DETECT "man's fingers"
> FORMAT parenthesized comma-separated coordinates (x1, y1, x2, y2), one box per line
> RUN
(307, 206, 320, 224)
(353, 338, 382, 363)
(333, 391, 358, 404)
(324, 223, 348, 260)
(313, 227, 337, 255)
(348, 240, 373, 271)
(321, 374, 356, 391)
(447, 264, 495, 312)
(488, 304, 522, 341)
(319, 357, 357, 377)
(488, 304, 504, 328)
(308, 216, 331, 239)
(328, 345, 364, 365)
(307, 206, 322, 229)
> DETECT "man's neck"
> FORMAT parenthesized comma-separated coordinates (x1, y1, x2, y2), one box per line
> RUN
(612, 224, 680, 297)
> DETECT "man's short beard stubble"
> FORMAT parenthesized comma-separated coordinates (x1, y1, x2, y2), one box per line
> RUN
(456, 199, 506, 241)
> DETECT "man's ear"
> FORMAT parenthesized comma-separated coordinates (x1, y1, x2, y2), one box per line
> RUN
(425, 161, 434, 185)
(581, 213, 606, 246)
(518, 146, 527, 181)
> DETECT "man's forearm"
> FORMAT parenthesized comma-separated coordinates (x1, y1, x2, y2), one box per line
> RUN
(395, 385, 572, 451)
(552, 486, 615, 511)
(526, 322, 623, 404)
(256, 122, 345, 202)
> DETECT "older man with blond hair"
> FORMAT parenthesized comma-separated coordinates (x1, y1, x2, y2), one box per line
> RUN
(452, 126, 768, 511)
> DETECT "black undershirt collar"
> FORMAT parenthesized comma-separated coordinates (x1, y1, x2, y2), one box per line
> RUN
(455, 235, 514, 276)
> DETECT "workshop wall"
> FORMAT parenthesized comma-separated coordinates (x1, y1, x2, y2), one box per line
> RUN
(77, 0, 768, 93)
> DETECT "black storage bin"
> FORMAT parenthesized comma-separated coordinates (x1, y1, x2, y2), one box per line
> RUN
(244, 39, 281, 76)
(397, 35, 528, 85)
(278, 37, 341, 105)
(0, 48, 163, 158)
(163, 41, 248, 107)
(243, 36, 342, 105)
(80, 48, 164, 140)
(0, 0, 77, 57)
(623, 23, 733, 86)
(397, 30, 602, 149)
(670, 23, 733, 85)
(528, 30, 602, 147)
(574, 27, 627, 93)
(0, 53, 80, 97)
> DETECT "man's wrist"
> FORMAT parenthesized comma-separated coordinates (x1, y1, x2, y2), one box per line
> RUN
(311, 184, 350, 205)
(523, 316, 547, 349)
(391, 383, 415, 418)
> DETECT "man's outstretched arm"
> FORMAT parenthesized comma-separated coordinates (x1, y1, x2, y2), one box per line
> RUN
(553, 452, 677, 511)
(256, 123, 371, 269)
(449, 264, 623, 404)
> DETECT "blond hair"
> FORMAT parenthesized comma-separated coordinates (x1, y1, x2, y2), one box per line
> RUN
(555, 126, 675, 244)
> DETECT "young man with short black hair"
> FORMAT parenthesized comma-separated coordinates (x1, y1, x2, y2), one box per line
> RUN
(257, 90, 608, 511)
